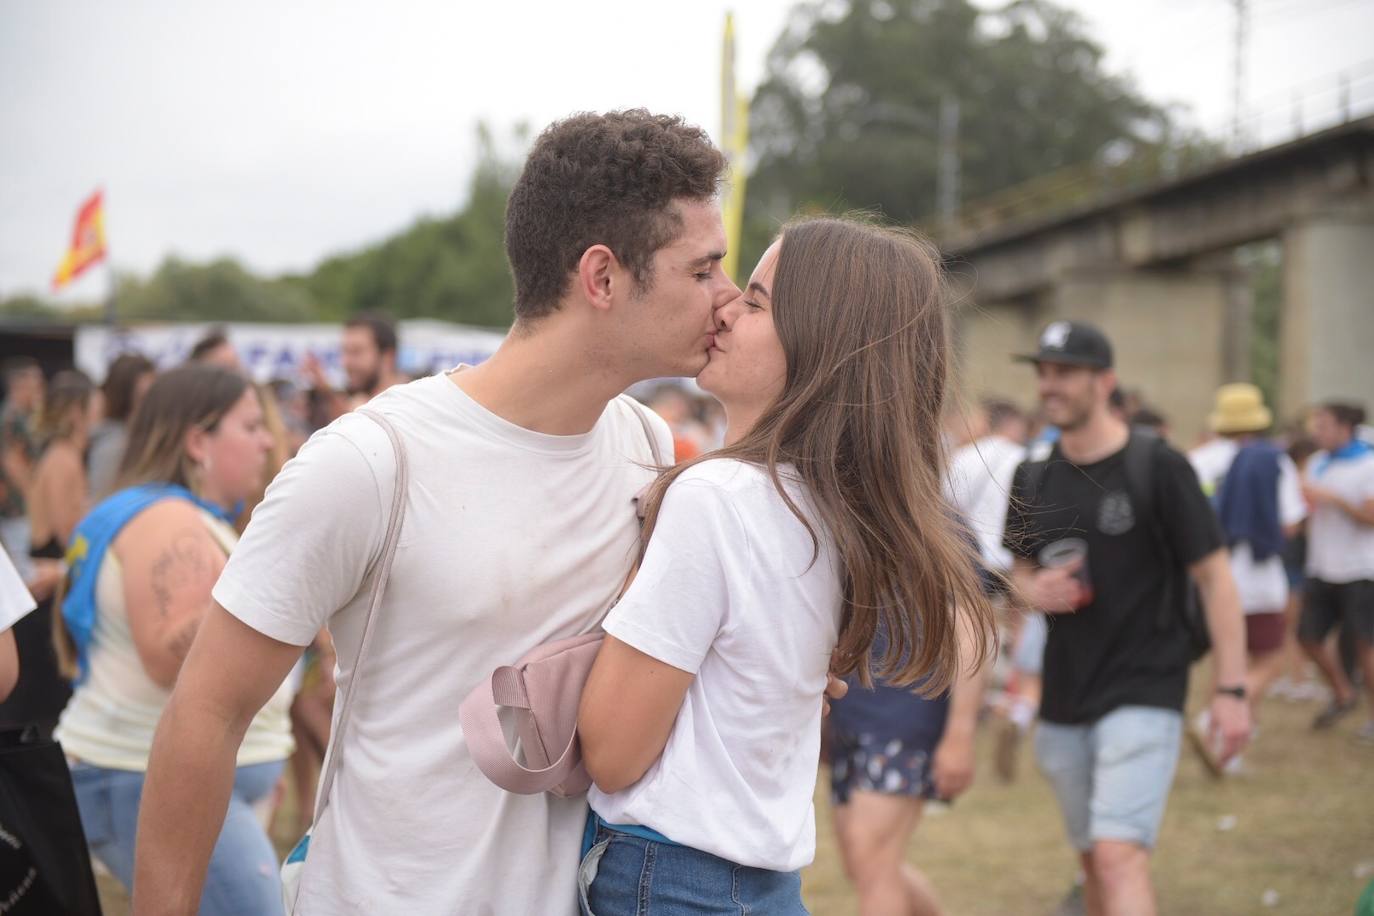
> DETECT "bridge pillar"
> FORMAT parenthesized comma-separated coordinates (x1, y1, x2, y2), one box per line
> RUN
(1280, 214, 1374, 421)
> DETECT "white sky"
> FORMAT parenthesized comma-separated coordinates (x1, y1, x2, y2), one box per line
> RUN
(3, 0, 1371, 302)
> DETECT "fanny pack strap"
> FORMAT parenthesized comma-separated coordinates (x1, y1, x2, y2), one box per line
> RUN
(309, 407, 410, 830)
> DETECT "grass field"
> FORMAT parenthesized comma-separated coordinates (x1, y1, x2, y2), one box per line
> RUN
(99, 682, 1373, 915)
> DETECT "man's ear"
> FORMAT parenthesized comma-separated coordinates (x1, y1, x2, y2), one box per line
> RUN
(576, 245, 621, 314)
(1097, 368, 1119, 400)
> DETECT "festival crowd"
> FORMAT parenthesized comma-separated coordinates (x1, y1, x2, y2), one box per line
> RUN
(0, 110, 1370, 916)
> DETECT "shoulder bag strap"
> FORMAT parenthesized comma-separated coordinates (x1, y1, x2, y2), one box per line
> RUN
(625, 395, 666, 466)
(309, 407, 409, 827)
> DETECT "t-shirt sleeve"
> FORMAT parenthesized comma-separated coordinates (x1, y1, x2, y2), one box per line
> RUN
(0, 550, 35, 632)
(1002, 461, 1035, 560)
(602, 476, 743, 675)
(1277, 455, 1307, 527)
(213, 417, 390, 646)
(1157, 446, 1225, 566)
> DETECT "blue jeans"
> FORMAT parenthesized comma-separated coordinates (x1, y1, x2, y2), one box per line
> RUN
(580, 821, 808, 916)
(1034, 705, 1183, 852)
(70, 760, 286, 915)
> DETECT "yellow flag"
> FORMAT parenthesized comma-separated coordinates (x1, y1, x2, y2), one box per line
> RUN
(720, 13, 750, 284)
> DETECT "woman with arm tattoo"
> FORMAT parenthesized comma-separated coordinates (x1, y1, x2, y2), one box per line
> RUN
(53, 365, 294, 915)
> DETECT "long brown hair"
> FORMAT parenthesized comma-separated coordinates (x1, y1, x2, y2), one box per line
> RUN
(115, 364, 251, 492)
(639, 216, 995, 692)
(35, 370, 93, 445)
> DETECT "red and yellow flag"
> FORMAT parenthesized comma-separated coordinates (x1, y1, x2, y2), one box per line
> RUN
(52, 190, 107, 290)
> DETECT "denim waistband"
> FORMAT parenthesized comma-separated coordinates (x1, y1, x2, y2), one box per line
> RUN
(582, 810, 679, 858)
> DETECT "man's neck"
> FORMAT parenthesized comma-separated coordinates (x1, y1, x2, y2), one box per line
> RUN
(451, 325, 641, 436)
(1057, 411, 1131, 466)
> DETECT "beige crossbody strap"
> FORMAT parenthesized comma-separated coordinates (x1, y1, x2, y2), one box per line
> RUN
(309, 408, 409, 826)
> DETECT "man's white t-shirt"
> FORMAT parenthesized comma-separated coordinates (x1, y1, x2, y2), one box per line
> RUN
(1188, 439, 1307, 613)
(214, 374, 670, 916)
(1305, 451, 1374, 583)
(588, 460, 842, 873)
(0, 550, 35, 631)
(947, 434, 1025, 572)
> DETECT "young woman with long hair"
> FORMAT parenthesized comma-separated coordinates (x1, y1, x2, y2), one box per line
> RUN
(0, 370, 93, 737)
(577, 216, 996, 914)
(53, 365, 293, 914)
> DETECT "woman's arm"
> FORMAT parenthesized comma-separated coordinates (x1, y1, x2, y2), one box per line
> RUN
(116, 500, 227, 689)
(578, 635, 694, 795)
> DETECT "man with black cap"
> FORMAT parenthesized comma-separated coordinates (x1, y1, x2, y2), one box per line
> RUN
(1002, 320, 1251, 916)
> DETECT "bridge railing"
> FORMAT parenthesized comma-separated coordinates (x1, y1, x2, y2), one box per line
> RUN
(945, 63, 1374, 245)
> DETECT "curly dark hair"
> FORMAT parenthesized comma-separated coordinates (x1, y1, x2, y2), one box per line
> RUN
(504, 110, 726, 321)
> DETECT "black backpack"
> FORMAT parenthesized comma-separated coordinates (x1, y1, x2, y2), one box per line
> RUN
(1019, 430, 1211, 661)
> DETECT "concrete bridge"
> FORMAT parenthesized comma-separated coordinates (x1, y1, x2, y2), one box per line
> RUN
(946, 116, 1374, 446)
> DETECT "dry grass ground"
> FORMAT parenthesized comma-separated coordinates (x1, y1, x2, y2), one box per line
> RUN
(99, 683, 1373, 915)
(802, 682, 1374, 916)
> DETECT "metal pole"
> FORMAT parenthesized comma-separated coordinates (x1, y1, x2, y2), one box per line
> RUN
(104, 262, 116, 327)
(938, 94, 960, 227)
(1231, 0, 1248, 151)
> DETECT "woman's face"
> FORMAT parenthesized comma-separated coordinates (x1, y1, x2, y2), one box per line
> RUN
(697, 240, 787, 416)
(199, 389, 273, 504)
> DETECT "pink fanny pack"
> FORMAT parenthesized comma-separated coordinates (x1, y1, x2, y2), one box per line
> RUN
(457, 399, 663, 798)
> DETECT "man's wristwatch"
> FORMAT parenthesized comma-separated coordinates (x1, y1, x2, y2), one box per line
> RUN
(1216, 685, 1247, 700)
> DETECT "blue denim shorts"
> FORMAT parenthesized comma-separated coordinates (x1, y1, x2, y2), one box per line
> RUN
(1034, 705, 1182, 852)
(579, 820, 808, 916)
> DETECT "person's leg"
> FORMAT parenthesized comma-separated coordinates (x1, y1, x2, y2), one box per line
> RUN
(67, 763, 143, 891)
(1084, 707, 1183, 916)
(1088, 841, 1155, 916)
(198, 762, 286, 916)
(833, 791, 940, 916)
(1034, 721, 1096, 913)
(1301, 580, 1357, 722)
(1244, 612, 1289, 720)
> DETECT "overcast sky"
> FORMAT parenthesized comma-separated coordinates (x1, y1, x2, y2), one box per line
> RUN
(3, 0, 1372, 302)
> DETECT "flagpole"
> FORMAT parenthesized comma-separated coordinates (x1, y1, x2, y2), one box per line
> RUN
(104, 261, 117, 327)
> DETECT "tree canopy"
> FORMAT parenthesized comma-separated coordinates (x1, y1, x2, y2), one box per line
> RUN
(740, 0, 1200, 265)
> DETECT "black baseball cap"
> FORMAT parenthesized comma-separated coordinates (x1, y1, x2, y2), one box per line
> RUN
(1013, 320, 1113, 370)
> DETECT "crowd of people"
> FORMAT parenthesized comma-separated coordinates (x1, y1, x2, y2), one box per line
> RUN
(0, 109, 1368, 916)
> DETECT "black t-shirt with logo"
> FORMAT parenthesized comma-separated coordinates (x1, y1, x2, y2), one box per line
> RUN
(1003, 435, 1224, 725)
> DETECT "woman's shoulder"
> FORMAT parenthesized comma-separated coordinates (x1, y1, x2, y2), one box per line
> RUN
(113, 496, 220, 559)
(669, 459, 801, 511)
(37, 439, 84, 474)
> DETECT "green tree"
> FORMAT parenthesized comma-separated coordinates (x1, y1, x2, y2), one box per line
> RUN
(116, 257, 317, 322)
(290, 122, 523, 328)
(742, 0, 1195, 265)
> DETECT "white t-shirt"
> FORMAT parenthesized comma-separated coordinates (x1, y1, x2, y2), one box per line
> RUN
(588, 459, 842, 873)
(0, 550, 35, 631)
(1188, 437, 1238, 498)
(1305, 451, 1374, 584)
(1188, 441, 1306, 613)
(214, 374, 670, 916)
(947, 435, 1025, 572)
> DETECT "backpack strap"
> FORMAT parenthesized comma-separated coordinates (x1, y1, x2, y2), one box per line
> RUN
(309, 408, 409, 829)
(1118, 430, 1186, 631)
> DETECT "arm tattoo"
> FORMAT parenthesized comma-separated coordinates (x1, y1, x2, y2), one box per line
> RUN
(168, 615, 201, 661)
(149, 530, 214, 620)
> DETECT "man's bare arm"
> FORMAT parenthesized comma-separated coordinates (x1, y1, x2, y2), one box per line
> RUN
(134, 604, 303, 916)
(1190, 548, 1252, 763)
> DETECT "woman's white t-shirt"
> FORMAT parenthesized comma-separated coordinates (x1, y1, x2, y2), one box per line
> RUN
(589, 459, 843, 873)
